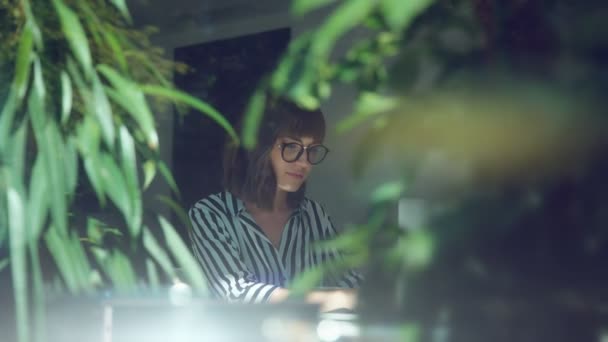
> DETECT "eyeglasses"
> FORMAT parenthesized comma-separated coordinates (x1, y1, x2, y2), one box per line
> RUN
(277, 142, 329, 165)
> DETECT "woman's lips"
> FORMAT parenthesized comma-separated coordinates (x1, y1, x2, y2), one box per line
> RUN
(286, 172, 304, 179)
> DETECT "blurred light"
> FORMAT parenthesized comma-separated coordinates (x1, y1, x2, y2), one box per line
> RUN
(169, 281, 192, 306)
(317, 320, 341, 342)
(599, 329, 608, 342)
(398, 198, 428, 230)
(317, 319, 360, 342)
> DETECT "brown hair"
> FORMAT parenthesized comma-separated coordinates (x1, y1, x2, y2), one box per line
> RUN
(223, 96, 326, 209)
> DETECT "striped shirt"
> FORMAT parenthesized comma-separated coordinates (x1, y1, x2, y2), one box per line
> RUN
(189, 191, 362, 303)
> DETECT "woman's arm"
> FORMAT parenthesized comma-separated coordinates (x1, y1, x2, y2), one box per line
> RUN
(268, 287, 358, 312)
(189, 204, 278, 303)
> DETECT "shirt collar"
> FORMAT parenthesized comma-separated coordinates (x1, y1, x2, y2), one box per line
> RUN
(226, 191, 307, 217)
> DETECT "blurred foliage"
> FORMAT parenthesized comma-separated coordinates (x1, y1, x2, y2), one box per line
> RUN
(0, 1, 237, 341)
(262, 0, 608, 340)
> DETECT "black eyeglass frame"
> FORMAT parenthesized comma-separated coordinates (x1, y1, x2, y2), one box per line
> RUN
(277, 142, 330, 165)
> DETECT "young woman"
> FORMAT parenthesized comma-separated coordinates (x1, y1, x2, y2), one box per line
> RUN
(189, 97, 362, 310)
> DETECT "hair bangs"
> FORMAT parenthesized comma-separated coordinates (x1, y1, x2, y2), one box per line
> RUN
(278, 109, 326, 143)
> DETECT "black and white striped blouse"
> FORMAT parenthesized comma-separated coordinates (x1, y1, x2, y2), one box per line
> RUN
(189, 191, 362, 303)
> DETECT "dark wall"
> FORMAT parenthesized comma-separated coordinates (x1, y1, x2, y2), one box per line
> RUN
(173, 28, 291, 211)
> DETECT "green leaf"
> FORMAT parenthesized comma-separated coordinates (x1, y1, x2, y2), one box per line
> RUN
(311, 0, 377, 61)
(146, 258, 160, 291)
(143, 226, 176, 280)
(143, 160, 156, 190)
(45, 225, 78, 293)
(159, 215, 208, 292)
(8, 121, 28, 190)
(64, 138, 79, 197)
(13, 21, 34, 100)
(371, 180, 406, 203)
(76, 113, 101, 156)
(158, 160, 179, 196)
(52, 0, 93, 76)
(156, 195, 189, 230)
(397, 230, 434, 270)
(242, 89, 266, 149)
(44, 124, 69, 237)
(292, 0, 336, 16)
(7, 187, 29, 342)
(381, 0, 434, 32)
(336, 92, 398, 133)
(101, 29, 127, 72)
(27, 154, 49, 243)
(0, 22, 33, 147)
(60, 71, 73, 125)
(140, 84, 238, 143)
(99, 153, 131, 227)
(288, 267, 324, 297)
(119, 126, 141, 237)
(106, 251, 137, 292)
(98, 65, 159, 149)
(29, 242, 46, 342)
(92, 73, 115, 148)
(83, 154, 106, 206)
(29, 60, 68, 237)
(109, 0, 132, 22)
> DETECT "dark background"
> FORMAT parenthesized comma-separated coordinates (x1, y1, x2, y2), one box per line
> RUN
(172, 27, 291, 212)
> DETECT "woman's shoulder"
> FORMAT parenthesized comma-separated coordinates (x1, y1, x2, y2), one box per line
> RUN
(190, 191, 241, 218)
(301, 197, 329, 217)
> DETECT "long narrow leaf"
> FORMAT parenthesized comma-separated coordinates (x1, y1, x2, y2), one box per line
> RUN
(143, 226, 175, 280)
(29, 60, 68, 237)
(12, 21, 34, 100)
(292, 0, 336, 16)
(99, 153, 131, 226)
(157, 160, 179, 196)
(8, 121, 27, 191)
(101, 29, 127, 72)
(8, 188, 29, 342)
(45, 225, 78, 293)
(142, 160, 156, 190)
(97, 65, 158, 149)
(60, 71, 73, 125)
(52, 0, 93, 76)
(44, 124, 68, 236)
(146, 258, 160, 292)
(312, 0, 376, 59)
(159, 216, 208, 292)
(109, 251, 137, 292)
(140, 84, 238, 143)
(63, 138, 78, 198)
(0, 22, 33, 146)
(27, 154, 48, 243)
(92, 73, 115, 148)
(156, 195, 189, 230)
(29, 243, 45, 342)
(109, 0, 132, 23)
(83, 155, 106, 206)
(241, 89, 266, 149)
(119, 126, 141, 237)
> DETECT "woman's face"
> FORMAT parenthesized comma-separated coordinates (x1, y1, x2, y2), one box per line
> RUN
(270, 135, 319, 193)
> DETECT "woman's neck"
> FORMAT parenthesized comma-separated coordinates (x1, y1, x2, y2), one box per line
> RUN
(246, 189, 290, 214)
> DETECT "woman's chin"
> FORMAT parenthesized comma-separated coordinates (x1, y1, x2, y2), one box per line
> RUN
(277, 183, 303, 193)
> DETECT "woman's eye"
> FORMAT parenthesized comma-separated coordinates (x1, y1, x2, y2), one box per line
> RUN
(285, 143, 300, 151)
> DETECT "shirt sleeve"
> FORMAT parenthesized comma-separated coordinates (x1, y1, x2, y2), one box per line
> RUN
(314, 204, 364, 288)
(189, 204, 279, 303)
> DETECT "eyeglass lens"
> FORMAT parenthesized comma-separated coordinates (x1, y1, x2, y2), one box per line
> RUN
(281, 143, 328, 164)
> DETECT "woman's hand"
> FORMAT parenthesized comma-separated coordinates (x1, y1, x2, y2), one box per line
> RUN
(306, 289, 358, 312)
